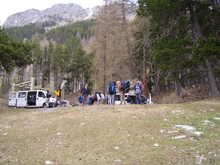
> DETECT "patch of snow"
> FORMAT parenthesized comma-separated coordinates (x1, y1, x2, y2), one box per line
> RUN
(114, 146, 120, 150)
(172, 146, 177, 149)
(201, 120, 211, 125)
(114, 159, 122, 162)
(45, 160, 54, 165)
(175, 125, 203, 137)
(3, 133, 7, 136)
(172, 110, 184, 114)
(201, 120, 215, 127)
(56, 132, 61, 136)
(167, 130, 179, 134)
(195, 155, 207, 165)
(208, 152, 217, 157)
(80, 123, 86, 126)
(5, 125, 11, 129)
(172, 135, 186, 140)
(175, 125, 196, 132)
(192, 131, 203, 136)
(153, 143, 160, 147)
(213, 117, 220, 121)
(84, 9, 93, 20)
(202, 120, 212, 124)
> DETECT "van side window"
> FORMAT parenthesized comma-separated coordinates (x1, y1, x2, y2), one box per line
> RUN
(18, 92, 26, 98)
(38, 92, 45, 98)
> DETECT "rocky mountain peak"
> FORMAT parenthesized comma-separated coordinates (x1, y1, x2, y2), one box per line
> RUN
(3, 3, 95, 28)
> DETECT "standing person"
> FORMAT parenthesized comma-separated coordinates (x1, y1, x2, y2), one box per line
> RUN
(108, 81, 116, 104)
(100, 93, 105, 104)
(88, 95, 95, 105)
(55, 88, 62, 105)
(95, 92, 101, 104)
(120, 81, 126, 104)
(116, 81, 121, 94)
(81, 84, 90, 104)
(135, 81, 142, 104)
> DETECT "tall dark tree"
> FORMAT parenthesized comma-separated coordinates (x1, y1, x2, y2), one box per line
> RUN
(0, 28, 32, 72)
(137, 0, 220, 97)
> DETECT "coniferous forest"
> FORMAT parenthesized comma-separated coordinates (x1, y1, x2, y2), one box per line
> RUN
(0, 0, 219, 102)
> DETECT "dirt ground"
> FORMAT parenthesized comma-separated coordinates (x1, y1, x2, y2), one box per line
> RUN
(0, 101, 220, 165)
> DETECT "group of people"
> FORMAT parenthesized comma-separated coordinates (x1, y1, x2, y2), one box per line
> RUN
(78, 85, 105, 105)
(107, 80, 144, 105)
(78, 80, 145, 105)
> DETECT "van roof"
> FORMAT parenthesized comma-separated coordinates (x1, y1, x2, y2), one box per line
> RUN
(17, 90, 47, 92)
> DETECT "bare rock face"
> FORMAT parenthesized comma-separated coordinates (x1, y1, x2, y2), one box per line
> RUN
(4, 9, 41, 27)
(3, 3, 94, 28)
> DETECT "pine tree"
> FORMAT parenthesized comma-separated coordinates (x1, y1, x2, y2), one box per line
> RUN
(137, 0, 220, 97)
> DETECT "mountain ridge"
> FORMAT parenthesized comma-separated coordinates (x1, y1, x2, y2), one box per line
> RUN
(3, 3, 98, 28)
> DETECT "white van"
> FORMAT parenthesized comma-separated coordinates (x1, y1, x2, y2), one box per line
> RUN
(16, 90, 48, 108)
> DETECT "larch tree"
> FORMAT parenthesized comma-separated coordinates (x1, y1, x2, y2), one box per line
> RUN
(94, 0, 135, 93)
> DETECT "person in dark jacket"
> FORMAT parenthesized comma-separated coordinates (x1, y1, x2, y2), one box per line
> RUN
(135, 81, 142, 104)
(108, 81, 116, 104)
(81, 84, 90, 104)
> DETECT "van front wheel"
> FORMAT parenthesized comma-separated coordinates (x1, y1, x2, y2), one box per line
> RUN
(43, 103, 47, 108)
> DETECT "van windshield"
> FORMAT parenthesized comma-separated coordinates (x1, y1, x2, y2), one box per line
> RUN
(18, 92, 26, 98)
(38, 92, 45, 98)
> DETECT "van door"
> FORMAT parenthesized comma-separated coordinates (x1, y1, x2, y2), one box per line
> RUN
(36, 91, 47, 107)
(8, 92, 17, 107)
(27, 91, 37, 106)
(17, 92, 27, 107)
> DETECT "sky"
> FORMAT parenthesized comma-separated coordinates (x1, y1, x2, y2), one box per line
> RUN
(0, 0, 104, 25)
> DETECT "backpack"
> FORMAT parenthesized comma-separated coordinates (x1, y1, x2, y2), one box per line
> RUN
(120, 81, 126, 92)
(96, 93, 101, 101)
(109, 84, 116, 95)
(94, 93, 98, 101)
(135, 83, 142, 94)
(79, 96, 83, 104)
(124, 81, 130, 93)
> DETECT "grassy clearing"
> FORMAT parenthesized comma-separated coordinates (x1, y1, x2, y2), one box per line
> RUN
(0, 102, 220, 165)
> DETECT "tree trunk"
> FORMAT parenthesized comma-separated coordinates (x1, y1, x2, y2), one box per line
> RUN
(49, 52, 55, 92)
(154, 71, 161, 95)
(103, 35, 107, 95)
(39, 69, 43, 88)
(50, 69, 55, 92)
(189, 4, 220, 97)
(175, 80, 182, 97)
(121, 0, 131, 56)
(205, 59, 220, 97)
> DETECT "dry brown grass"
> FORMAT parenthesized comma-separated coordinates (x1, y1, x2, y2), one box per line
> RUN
(0, 99, 8, 113)
(0, 102, 220, 165)
(155, 86, 210, 104)
(155, 92, 184, 104)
